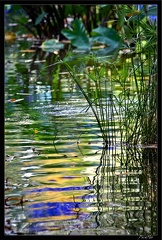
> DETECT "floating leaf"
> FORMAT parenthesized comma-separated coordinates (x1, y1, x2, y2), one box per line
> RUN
(41, 39, 64, 52)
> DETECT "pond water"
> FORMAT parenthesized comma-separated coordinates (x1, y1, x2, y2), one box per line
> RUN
(5, 41, 157, 236)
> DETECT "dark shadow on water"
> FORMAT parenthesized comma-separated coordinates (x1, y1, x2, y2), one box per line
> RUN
(91, 146, 157, 235)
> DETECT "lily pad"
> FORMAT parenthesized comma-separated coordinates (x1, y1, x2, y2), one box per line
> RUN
(41, 39, 64, 52)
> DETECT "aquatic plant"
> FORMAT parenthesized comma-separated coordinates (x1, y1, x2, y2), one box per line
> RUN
(114, 53, 157, 145)
(60, 55, 122, 147)
(60, 43, 157, 146)
(61, 56, 110, 147)
(42, 3, 158, 147)
(117, 6, 157, 145)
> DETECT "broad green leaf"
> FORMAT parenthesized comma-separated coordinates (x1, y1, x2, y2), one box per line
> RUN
(91, 27, 122, 48)
(61, 19, 90, 50)
(35, 11, 48, 25)
(41, 39, 64, 52)
(92, 45, 119, 57)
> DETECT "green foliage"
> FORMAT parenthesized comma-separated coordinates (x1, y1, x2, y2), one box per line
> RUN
(35, 11, 48, 25)
(6, 4, 157, 49)
(64, 5, 86, 17)
(91, 27, 121, 44)
(61, 57, 108, 143)
(126, 5, 157, 53)
(61, 19, 122, 56)
(91, 27, 122, 55)
(11, 4, 22, 13)
(99, 4, 113, 16)
(59, 41, 157, 146)
(137, 18, 157, 53)
(5, 4, 157, 145)
(61, 19, 90, 50)
(41, 39, 64, 52)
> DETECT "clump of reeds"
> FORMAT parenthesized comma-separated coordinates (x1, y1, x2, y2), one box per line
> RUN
(60, 55, 120, 148)
(115, 24, 157, 145)
(60, 48, 157, 147)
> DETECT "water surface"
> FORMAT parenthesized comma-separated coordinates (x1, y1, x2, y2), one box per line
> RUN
(5, 41, 157, 236)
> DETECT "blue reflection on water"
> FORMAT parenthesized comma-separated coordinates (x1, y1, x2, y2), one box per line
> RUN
(27, 201, 91, 218)
(25, 185, 94, 194)
(25, 185, 95, 220)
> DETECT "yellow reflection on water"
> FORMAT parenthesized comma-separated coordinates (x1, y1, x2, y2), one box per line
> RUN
(26, 214, 77, 222)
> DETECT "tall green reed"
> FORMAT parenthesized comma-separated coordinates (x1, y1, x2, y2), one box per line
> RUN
(59, 48, 157, 147)
(114, 52, 157, 145)
(60, 56, 119, 147)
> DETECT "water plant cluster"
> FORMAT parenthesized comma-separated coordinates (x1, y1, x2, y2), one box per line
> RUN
(61, 52, 157, 147)
(59, 5, 157, 147)
(5, 4, 157, 147)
